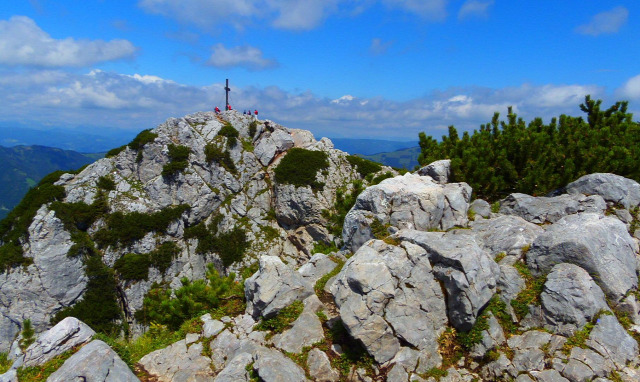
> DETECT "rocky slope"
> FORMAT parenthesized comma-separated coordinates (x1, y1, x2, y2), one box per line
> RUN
(1, 111, 640, 381)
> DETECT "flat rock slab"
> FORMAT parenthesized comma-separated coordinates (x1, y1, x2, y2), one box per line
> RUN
(138, 338, 213, 381)
(526, 213, 638, 302)
(47, 340, 139, 382)
(470, 215, 544, 257)
(586, 314, 639, 368)
(23, 317, 95, 367)
(499, 193, 605, 224)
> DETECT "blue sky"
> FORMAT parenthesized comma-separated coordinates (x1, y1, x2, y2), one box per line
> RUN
(1, 1, 639, 142)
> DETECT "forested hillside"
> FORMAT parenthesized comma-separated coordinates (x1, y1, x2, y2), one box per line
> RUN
(418, 96, 640, 200)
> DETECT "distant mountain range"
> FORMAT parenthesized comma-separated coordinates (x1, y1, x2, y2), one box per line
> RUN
(0, 145, 100, 219)
(0, 125, 134, 153)
(329, 138, 417, 156)
(360, 146, 421, 170)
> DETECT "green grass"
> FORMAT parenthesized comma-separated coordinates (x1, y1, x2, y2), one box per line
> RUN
(511, 262, 547, 320)
(254, 300, 304, 338)
(0, 352, 11, 374)
(314, 259, 345, 297)
(274, 148, 329, 191)
(17, 348, 77, 382)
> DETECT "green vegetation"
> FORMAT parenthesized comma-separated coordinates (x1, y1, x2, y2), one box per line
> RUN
(370, 171, 394, 185)
(135, 264, 247, 330)
(114, 253, 151, 281)
(274, 148, 329, 191)
(19, 319, 36, 350)
(149, 241, 180, 274)
(418, 97, 640, 200)
(248, 121, 257, 137)
(0, 352, 11, 374)
(360, 146, 421, 171)
(204, 143, 237, 174)
(323, 180, 365, 237)
(93, 204, 188, 248)
(562, 311, 612, 355)
(254, 300, 304, 339)
(184, 216, 249, 267)
(0, 171, 67, 270)
(96, 175, 116, 191)
(128, 129, 158, 151)
(314, 259, 344, 298)
(511, 262, 547, 320)
(162, 144, 191, 178)
(346, 155, 382, 178)
(218, 122, 239, 148)
(323, 318, 375, 377)
(16, 348, 77, 382)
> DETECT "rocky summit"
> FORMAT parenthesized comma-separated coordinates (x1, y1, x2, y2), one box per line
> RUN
(1, 110, 640, 381)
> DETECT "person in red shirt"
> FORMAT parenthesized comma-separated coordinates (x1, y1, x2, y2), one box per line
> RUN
(254, 110, 258, 119)
(214, 106, 220, 114)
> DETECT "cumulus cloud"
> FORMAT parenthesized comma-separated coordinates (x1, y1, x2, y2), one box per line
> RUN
(617, 74, 640, 100)
(0, 66, 606, 142)
(207, 44, 277, 70)
(370, 38, 393, 55)
(458, 0, 493, 20)
(139, 0, 451, 31)
(0, 16, 137, 67)
(575, 6, 628, 36)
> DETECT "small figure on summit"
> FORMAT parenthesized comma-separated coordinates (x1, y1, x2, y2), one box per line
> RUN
(214, 106, 220, 114)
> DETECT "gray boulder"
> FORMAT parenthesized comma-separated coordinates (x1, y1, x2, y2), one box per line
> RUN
(469, 199, 492, 218)
(307, 348, 339, 382)
(22, 317, 95, 367)
(253, 347, 308, 382)
(526, 213, 638, 302)
(0, 369, 16, 382)
(297, 253, 338, 285)
(47, 340, 139, 382)
(271, 296, 324, 353)
(396, 230, 500, 331)
(254, 129, 295, 166)
(244, 256, 314, 319)
(417, 159, 451, 184)
(330, 240, 447, 364)
(470, 312, 506, 359)
(497, 264, 525, 303)
(214, 352, 252, 382)
(566, 173, 640, 209)
(499, 193, 606, 224)
(541, 263, 609, 336)
(138, 336, 214, 381)
(342, 173, 471, 252)
(586, 314, 638, 368)
(470, 215, 544, 257)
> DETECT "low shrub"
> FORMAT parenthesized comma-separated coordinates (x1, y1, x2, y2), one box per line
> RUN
(150, 241, 180, 274)
(347, 155, 382, 178)
(254, 300, 304, 338)
(114, 253, 151, 281)
(96, 175, 116, 191)
(511, 262, 547, 320)
(274, 148, 329, 191)
(162, 144, 191, 178)
(16, 348, 77, 382)
(218, 122, 239, 148)
(105, 145, 126, 158)
(204, 144, 237, 174)
(19, 319, 35, 350)
(248, 121, 257, 137)
(215, 226, 249, 267)
(128, 129, 158, 151)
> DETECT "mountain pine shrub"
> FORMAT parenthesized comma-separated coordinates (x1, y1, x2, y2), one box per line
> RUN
(346, 155, 382, 178)
(274, 148, 329, 191)
(218, 122, 239, 148)
(162, 144, 191, 178)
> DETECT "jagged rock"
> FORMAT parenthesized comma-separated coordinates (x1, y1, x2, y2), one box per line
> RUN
(330, 239, 447, 364)
(499, 193, 606, 224)
(507, 330, 552, 350)
(307, 348, 339, 382)
(47, 340, 138, 382)
(562, 347, 614, 381)
(470, 312, 506, 359)
(297, 253, 338, 285)
(22, 317, 95, 367)
(417, 159, 451, 184)
(586, 314, 638, 368)
(342, 173, 471, 252)
(254, 129, 295, 166)
(526, 213, 638, 302)
(469, 199, 491, 218)
(565, 173, 640, 209)
(530, 369, 570, 382)
(214, 352, 252, 382)
(0, 369, 17, 382)
(541, 263, 610, 336)
(244, 256, 314, 319)
(481, 353, 517, 380)
(271, 295, 324, 353)
(0, 206, 87, 353)
(515, 374, 536, 382)
(396, 229, 500, 331)
(512, 347, 546, 374)
(201, 313, 225, 338)
(387, 364, 409, 382)
(497, 264, 525, 303)
(470, 215, 544, 257)
(138, 336, 213, 381)
(253, 347, 308, 382)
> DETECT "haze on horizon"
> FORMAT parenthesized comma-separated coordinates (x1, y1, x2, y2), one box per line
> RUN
(1, 1, 640, 142)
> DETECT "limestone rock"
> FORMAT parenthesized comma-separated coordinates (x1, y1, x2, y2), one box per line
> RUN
(307, 348, 339, 382)
(526, 213, 638, 302)
(396, 229, 500, 331)
(541, 263, 609, 336)
(244, 256, 314, 319)
(469, 199, 491, 218)
(254, 129, 295, 166)
(201, 314, 225, 338)
(138, 337, 213, 381)
(497, 264, 525, 303)
(253, 347, 308, 382)
(214, 352, 252, 382)
(586, 314, 638, 368)
(470, 215, 544, 257)
(470, 312, 506, 359)
(417, 159, 451, 184)
(342, 173, 471, 252)
(330, 239, 447, 364)
(499, 193, 606, 224)
(565, 173, 640, 209)
(271, 296, 324, 353)
(47, 340, 139, 382)
(22, 317, 95, 367)
(297, 253, 338, 285)
(0, 369, 17, 382)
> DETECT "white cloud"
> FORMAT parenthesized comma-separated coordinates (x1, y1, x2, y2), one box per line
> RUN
(207, 44, 278, 70)
(267, 0, 339, 30)
(370, 38, 393, 55)
(575, 6, 628, 36)
(617, 74, 640, 100)
(458, 0, 493, 20)
(0, 68, 608, 141)
(381, 0, 448, 21)
(0, 16, 137, 67)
